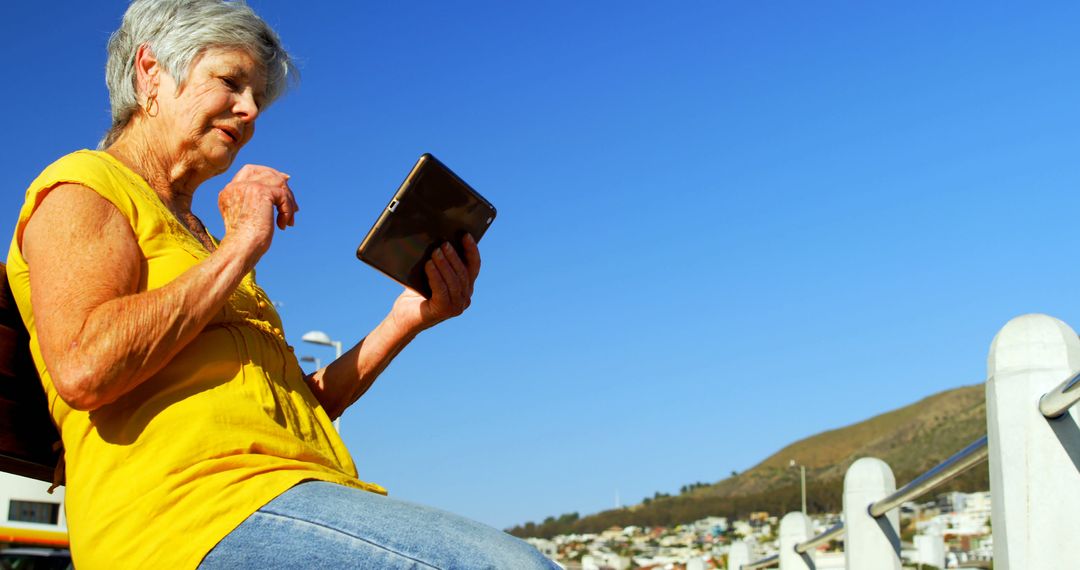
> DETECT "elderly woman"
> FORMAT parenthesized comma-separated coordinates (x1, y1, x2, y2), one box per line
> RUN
(6, 1, 554, 568)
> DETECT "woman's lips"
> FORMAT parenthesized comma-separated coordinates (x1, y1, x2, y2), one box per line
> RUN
(215, 126, 239, 143)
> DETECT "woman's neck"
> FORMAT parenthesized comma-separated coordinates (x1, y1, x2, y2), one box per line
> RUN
(105, 125, 202, 214)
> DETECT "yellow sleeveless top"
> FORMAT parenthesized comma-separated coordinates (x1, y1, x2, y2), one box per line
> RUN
(6, 150, 385, 569)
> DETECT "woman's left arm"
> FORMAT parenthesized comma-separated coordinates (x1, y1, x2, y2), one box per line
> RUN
(305, 234, 481, 419)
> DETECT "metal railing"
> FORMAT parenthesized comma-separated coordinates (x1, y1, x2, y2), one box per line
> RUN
(740, 433, 990, 568)
(1039, 369, 1080, 419)
(735, 314, 1080, 569)
(793, 522, 842, 555)
(740, 554, 777, 570)
(868, 436, 988, 517)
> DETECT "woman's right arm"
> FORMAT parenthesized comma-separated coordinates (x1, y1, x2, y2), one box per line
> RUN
(21, 166, 295, 411)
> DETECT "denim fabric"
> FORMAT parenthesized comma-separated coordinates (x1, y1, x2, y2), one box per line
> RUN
(198, 481, 558, 569)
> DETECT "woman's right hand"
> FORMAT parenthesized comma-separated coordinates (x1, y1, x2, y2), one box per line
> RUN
(24, 173, 294, 410)
(218, 164, 298, 267)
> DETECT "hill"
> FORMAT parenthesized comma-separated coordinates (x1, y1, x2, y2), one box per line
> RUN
(509, 384, 988, 538)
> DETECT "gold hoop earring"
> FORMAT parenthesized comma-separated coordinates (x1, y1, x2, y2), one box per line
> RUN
(144, 95, 158, 117)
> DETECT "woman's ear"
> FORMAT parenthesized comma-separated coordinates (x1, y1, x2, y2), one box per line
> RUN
(133, 43, 160, 101)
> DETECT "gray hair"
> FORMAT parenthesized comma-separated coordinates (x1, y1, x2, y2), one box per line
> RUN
(100, 0, 296, 148)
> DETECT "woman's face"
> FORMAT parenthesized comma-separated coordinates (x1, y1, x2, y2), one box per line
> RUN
(152, 47, 266, 177)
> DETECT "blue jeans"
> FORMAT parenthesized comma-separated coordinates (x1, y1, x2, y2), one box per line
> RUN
(198, 481, 558, 569)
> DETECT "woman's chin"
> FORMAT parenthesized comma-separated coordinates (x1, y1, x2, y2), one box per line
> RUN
(200, 147, 239, 176)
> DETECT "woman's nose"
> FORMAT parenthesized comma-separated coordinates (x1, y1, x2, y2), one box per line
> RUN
(234, 89, 260, 122)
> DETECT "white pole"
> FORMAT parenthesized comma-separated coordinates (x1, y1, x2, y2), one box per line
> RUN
(843, 457, 900, 570)
(778, 512, 813, 570)
(986, 314, 1080, 569)
(800, 465, 807, 515)
(727, 540, 750, 570)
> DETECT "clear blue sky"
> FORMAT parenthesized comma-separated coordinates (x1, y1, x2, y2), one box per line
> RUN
(4, 1, 1080, 530)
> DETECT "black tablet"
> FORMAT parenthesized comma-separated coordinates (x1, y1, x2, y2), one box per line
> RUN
(356, 154, 496, 298)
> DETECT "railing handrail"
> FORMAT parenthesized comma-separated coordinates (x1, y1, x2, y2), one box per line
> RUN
(1039, 369, 1080, 419)
(868, 435, 988, 517)
(740, 553, 778, 570)
(793, 522, 843, 555)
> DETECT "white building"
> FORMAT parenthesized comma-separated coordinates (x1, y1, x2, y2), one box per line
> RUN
(692, 516, 728, 534)
(0, 472, 67, 547)
(582, 551, 629, 570)
(733, 520, 753, 537)
(963, 491, 991, 517)
(525, 537, 557, 559)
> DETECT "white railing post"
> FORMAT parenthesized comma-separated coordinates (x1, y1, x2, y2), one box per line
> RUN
(728, 540, 751, 570)
(843, 458, 900, 570)
(986, 313, 1080, 569)
(913, 533, 945, 569)
(778, 512, 814, 570)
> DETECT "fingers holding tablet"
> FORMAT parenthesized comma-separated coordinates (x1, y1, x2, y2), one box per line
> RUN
(462, 233, 481, 281)
(428, 241, 475, 315)
(440, 243, 471, 296)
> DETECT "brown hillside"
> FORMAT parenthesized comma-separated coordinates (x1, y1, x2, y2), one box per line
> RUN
(704, 384, 985, 498)
(510, 384, 989, 537)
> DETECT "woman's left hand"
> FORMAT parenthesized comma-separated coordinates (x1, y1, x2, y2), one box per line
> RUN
(390, 234, 482, 335)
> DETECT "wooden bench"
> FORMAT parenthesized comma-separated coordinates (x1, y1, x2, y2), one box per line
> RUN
(0, 261, 61, 482)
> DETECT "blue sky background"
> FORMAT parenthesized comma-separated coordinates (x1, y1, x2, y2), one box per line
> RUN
(4, 1, 1080, 530)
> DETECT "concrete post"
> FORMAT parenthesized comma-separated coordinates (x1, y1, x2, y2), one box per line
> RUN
(986, 314, 1080, 569)
(913, 534, 945, 569)
(842, 458, 900, 570)
(779, 512, 815, 570)
(727, 540, 751, 570)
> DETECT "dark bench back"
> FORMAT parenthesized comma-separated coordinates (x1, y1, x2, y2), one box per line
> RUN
(0, 261, 61, 482)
